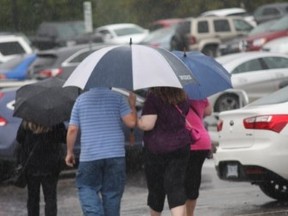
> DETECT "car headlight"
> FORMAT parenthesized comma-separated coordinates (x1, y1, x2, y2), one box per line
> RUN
(252, 38, 267, 47)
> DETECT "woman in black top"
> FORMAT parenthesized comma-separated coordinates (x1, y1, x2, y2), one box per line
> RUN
(16, 120, 67, 216)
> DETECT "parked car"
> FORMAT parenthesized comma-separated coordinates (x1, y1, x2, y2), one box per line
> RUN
(0, 54, 37, 80)
(95, 23, 149, 44)
(243, 15, 288, 51)
(148, 18, 183, 31)
(171, 16, 253, 56)
(0, 33, 34, 63)
(29, 43, 110, 80)
(214, 85, 288, 200)
(0, 86, 145, 182)
(218, 20, 276, 55)
(253, 2, 288, 24)
(140, 25, 177, 50)
(262, 36, 288, 55)
(32, 21, 103, 50)
(209, 51, 288, 112)
(200, 7, 257, 27)
(0, 43, 108, 81)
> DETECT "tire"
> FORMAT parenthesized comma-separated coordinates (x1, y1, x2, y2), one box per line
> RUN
(214, 93, 240, 112)
(202, 45, 219, 57)
(259, 180, 288, 201)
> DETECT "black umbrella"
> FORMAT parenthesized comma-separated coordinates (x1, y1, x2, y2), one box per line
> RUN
(13, 77, 80, 127)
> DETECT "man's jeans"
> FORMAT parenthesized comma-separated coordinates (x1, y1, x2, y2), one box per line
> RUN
(76, 157, 126, 216)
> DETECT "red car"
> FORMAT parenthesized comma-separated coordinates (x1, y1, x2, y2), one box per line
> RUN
(244, 15, 288, 51)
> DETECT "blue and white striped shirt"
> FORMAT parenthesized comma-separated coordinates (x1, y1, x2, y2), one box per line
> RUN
(69, 88, 131, 162)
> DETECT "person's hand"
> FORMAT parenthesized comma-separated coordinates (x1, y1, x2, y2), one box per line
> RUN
(128, 92, 136, 108)
(65, 153, 75, 167)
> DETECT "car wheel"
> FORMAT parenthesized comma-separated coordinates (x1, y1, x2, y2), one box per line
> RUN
(259, 180, 288, 201)
(214, 93, 240, 112)
(202, 45, 219, 57)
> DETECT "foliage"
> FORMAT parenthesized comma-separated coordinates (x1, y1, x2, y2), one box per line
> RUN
(0, 0, 287, 36)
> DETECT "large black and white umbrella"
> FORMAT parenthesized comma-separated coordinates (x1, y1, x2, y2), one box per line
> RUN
(63, 44, 197, 90)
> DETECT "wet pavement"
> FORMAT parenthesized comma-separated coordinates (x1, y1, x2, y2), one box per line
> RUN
(1, 160, 288, 216)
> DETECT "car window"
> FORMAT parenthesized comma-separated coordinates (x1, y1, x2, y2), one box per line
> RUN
(233, 19, 253, 32)
(98, 30, 112, 37)
(213, 19, 230, 32)
(69, 50, 95, 63)
(29, 55, 56, 70)
(262, 8, 280, 16)
(114, 27, 145, 36)
(262, 57, 288, 69)
(0, 42, 26, 55)
(231, 59, 264, 74)
(197, 21, 209, 33)
(248, 85, 288, 106)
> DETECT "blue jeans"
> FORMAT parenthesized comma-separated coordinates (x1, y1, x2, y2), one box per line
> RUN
(76, 157, 126, 216)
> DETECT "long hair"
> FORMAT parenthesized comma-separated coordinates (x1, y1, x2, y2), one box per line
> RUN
(22, 120, 51, 134)
(149, 87, 187, 105)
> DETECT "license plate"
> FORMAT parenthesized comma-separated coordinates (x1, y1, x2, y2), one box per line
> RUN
(226, 164, 238, 178)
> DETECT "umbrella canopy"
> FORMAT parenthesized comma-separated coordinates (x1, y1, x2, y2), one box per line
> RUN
(63, 44, 197, 90)
(172, 51, 232, 99)
(13, 77, 80, 127)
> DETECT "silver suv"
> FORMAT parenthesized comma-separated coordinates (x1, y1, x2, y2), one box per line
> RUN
(170, 16, 253, 57)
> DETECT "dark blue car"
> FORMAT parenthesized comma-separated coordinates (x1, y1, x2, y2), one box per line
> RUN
(0, 87, 144, 182)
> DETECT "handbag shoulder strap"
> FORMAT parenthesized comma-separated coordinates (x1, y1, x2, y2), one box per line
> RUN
(175, 105, 193, 128)
(21, 142, 39, 169)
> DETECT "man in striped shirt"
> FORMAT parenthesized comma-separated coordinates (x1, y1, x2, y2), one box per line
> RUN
(65, 87, 137, 216)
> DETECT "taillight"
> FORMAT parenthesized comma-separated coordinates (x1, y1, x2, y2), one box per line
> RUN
(0, 74, 6, 80)
(0, 117, 7, 126)
(217, 119, 223, 132)
(187, 35, 196, 45)
(243, 115, 288, 133)
(38, 68, 63, 77)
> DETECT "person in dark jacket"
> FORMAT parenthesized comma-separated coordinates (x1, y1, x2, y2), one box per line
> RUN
(16, 120, 66, 216)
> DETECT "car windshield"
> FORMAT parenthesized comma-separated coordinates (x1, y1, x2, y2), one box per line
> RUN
(248, 20, 274, 35)
(142, 26, 176, 42)
(114, 27, 145, 36)
(56, 22, 85, 39)
(248, 86, 288, 106)
(268, 16, 288, 32)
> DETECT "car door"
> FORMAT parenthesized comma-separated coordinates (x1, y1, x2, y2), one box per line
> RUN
(230, 56, 288, 102)
(230, 58, 271, 102)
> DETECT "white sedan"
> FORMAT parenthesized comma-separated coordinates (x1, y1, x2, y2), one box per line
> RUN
(95, 23, 149, 44)
(214, 86, 288, 200)
(209, 51, 288, 112)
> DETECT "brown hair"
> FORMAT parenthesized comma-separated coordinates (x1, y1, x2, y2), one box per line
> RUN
(149, 87, 187, 105)
(22, 120, 51, 134)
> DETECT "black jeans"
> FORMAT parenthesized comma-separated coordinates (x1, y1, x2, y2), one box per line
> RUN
(26, 174, 59, 216)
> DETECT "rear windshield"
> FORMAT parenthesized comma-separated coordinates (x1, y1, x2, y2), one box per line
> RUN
(248, 86, 288, 106)
(114, 27, 145, 36)
(29, 54, 56, 69)
(0, 41, 26, 55)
